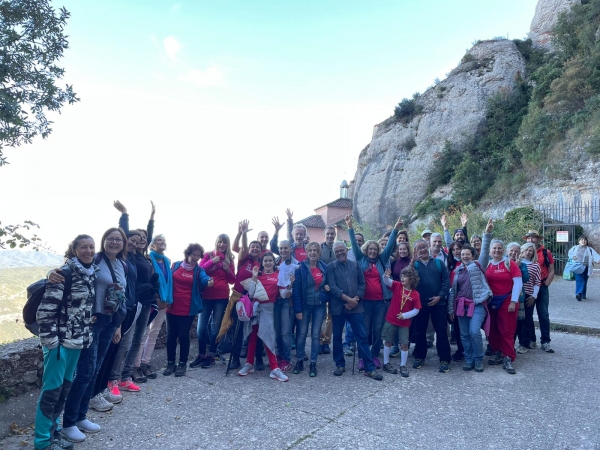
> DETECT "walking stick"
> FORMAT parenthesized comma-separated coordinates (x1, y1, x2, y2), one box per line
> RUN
(225, 319, 241, 377)
(352, 339, 356, 375)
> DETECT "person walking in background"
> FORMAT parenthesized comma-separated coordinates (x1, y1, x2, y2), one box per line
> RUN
(523, 230, 554, 353)
(165, 244, 212, 377)
(292, 242, 329, 377)
(34, 235, 97, 450)
(568, 236, 600, 301)
(191, 235, 235, 369)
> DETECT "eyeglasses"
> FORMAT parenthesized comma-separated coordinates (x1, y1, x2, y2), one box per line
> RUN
(106, 237, 123, 243)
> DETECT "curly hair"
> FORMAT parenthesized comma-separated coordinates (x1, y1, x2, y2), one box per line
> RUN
(400, 266, 420, 289)
(183, 243, 204, 260)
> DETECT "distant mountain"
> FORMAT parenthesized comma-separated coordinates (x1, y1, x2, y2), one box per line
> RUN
(0, 249, 63, 269)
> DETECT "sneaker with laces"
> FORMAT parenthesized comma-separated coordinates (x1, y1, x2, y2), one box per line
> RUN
(293, 360, 304, 374)
(412, 359, 424, 369)
(439, 361, 450, 373)
(474, 362, 484, 372)
(89, 392, 113, 412)
(107, 380, 121, 396)
(174, 362, 187, 377)
(270, 367, 289, 382)
(163, 362, 176, 376)
(463, 361, 474, 371)
(529, 342, 537, 349)
(503, 356, 516, 374)
(200, 355, 215, 369)
(364, 370, 383, 380)
(189, 355, 206, 369)
(61, 426, 85, 443)
(53, 435, 74, 449)
(102, 387, 122, 404)
(132, 367, 147, 383)
(358, 358, 365, 371)
(238, 363, 254, 376)
(280, 360, 292, 372)
(516, 346, 529, 354)
(383, 363, 398, 374)
(76, 419, 101, 433)
(541, 343, 554, 353)
(141, 363, 157, 379)
(488, 352, 504, 365)
(372, 356, 382, 369)
(399, 365, 409, 377)
(118, 379, 141, 392)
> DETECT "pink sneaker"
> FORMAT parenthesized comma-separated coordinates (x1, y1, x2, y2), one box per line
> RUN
(280, 360, 292, 372)
(118, 379, 141, 392)
(107, 380, 121, 396)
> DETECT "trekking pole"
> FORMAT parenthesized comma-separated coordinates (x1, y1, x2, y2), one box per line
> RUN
(225, 319, 241, 377)
(352, 339, 356, 375)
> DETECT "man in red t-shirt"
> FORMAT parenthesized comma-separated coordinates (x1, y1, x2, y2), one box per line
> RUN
(524, 230, 555, 353)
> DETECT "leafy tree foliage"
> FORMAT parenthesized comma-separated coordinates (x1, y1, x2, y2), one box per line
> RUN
(0, 0, 79, 165)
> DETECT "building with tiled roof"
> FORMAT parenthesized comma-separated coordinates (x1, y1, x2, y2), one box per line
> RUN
(296, 181, 353, 242)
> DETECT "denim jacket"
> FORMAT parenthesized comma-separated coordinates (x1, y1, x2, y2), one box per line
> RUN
(292, 260, 329, 314)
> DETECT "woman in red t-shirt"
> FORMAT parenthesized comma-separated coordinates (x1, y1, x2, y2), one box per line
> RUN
(191, 234, 236, 369)
(484, 239, 523, 374)
(238, 252, 289, 382)
(164, 244, 212, 377)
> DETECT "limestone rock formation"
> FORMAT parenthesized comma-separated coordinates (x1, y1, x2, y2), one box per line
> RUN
(352, 40, 526, 231)
(529, 0, 580, 50)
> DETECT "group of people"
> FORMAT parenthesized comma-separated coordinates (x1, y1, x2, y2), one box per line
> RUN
(33, 202, 577, 450)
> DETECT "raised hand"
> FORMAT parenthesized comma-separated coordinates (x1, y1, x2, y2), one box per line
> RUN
(461, 213, 468, 227)
(151, 201, 156, 216)
(114, 200, 127, 214)
(272, 216, 283, 233)
(485, 218, 494, 234)
(441, 214, 448, 230)
(252, 266, 259, 277)
(394, 217, 404, 230)
(241, 219, 251, 234)
(285, 208, 293, 220)
(345, 214, 353, 229)
(384, 268, 392, 278)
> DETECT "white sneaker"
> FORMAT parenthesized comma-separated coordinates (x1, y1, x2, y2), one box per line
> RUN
(270, 368, 289, 382)
(102, 387, 123, 404)
(76, 418, 101, 433)
(61, 426, 86, 443)
(89, 392, 113, 412)
(238, 363, 254, 376)
(516, 346, 529, 354)
(541, 343, 555, 353)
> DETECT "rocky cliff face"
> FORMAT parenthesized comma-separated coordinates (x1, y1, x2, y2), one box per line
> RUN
(529, 0, 580, 50)
(352, 39, 526, 231)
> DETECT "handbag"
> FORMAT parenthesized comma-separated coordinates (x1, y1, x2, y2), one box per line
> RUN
(104, 255, 126, 315)
(565, 259, 585, 275)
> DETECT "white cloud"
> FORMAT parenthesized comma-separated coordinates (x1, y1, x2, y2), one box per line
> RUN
(163, 36, 180, 61)
(179, 67, 225, 87)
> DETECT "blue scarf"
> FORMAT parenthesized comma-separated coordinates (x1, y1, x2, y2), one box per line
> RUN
(150, 250, 173, 303)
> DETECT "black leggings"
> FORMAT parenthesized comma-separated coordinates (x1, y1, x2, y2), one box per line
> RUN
(166, 314, 195, 363)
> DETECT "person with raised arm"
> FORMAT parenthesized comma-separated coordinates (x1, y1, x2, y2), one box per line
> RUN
(114, 200, 155, 256)
(441, 213, 469, 248)
(283, 208, 308, 262)
(347, 214, 402, 370)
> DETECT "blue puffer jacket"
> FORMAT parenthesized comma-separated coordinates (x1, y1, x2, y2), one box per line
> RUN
(349, 228, 398, 301)
(171, 262, 211, 316)
(292, 260, 329, 314)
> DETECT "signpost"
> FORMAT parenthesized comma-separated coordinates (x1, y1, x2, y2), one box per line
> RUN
(556, 230, 569, 243)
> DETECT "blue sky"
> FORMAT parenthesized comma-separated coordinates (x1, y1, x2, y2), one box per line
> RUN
(2, 0, 538, 255)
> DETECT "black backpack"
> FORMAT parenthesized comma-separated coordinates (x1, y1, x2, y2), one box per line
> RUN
(23, 267, 73, 336)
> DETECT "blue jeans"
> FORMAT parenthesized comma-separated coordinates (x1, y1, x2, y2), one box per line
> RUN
(517, 302, 535, 348)
(197, 299, 228, 356)
(332, 313, 375, 372)
(575, 271, 589, 298)
(296, 304, 326, 363)
(535, 284, 551, 344)
(274, 297, 292, 361)
(457, 304, 486, 363)
(63, 314, 116, 428)
(343, 321, 354, 346)
(362, 300, 388, 358)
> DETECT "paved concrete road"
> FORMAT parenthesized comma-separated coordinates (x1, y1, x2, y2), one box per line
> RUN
(1, 332, 599, 450)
